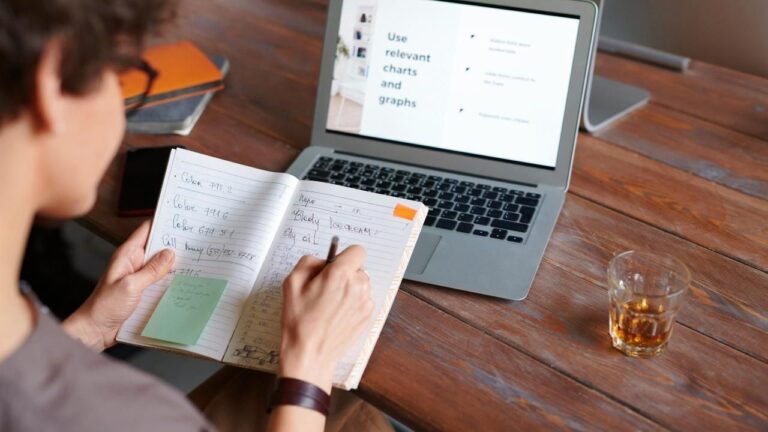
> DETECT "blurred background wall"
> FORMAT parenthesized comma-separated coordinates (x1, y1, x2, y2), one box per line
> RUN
(601, 0, 768, 77)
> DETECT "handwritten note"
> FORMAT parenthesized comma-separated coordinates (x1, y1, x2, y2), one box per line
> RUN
(224, 180, 427, 388)
(141, 275, 228, 345)
(116, 148, 427, 389)
(117, 149, 299, 359)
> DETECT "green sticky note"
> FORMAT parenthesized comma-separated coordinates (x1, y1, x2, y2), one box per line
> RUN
(141, 275, 228, 345)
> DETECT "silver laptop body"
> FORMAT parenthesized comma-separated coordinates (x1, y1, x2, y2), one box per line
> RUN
(287, 0, 598, 300)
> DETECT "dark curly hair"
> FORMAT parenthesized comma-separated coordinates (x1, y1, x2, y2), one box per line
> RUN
(0, 0, 176, 125)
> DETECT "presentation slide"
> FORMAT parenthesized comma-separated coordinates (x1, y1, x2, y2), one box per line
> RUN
(326, 0, 579, 168)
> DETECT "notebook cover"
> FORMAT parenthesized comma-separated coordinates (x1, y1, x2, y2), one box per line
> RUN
(120, 41, 224, 108)
(126, 55, 229, 135)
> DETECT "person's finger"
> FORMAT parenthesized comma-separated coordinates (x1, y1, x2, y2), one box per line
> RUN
(331, 245, 367, 271)
(283, 255, 325, 293)
(121, 248, 175, 295)
(104, 220, 153, 283)
(121, 220, 152, 250)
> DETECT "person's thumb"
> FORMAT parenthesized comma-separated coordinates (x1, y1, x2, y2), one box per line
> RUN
(122, 249, 175, 294)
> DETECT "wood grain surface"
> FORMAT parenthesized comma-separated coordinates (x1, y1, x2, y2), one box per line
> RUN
(82, 0, 768, 430)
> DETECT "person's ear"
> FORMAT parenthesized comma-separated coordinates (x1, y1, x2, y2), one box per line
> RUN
(33, 39, 66, 133)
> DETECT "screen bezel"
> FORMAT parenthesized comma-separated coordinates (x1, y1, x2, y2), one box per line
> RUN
(310, 0, 598, 188)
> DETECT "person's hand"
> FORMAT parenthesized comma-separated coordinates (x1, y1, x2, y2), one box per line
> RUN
(279, 245, 374, 394)
(63, 220, 174, 352)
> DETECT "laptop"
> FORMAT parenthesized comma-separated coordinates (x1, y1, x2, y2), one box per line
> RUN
(286, 0, 598, 300)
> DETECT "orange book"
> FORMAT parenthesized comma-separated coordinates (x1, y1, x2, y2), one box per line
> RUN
(120, 41, 224, 108)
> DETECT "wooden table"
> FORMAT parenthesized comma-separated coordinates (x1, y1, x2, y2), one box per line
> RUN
(84, 0, 768, 430)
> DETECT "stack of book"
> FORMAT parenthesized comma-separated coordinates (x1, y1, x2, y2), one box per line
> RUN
(120, 41, 229, 135)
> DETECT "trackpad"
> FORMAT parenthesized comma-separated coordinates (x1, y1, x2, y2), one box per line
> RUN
(406, 233, 442, 275)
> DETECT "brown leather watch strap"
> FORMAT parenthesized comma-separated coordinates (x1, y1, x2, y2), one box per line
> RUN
(268, 377, 331, 416)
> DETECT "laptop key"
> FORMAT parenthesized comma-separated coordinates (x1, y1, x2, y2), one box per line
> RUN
(468, 188, 483, 197)
(487, 209, 502, 219)
(470, 197, 486, 206)
(361, 178, 376, 186)
(423, 180, 436, 189)
(408, 186, 423, 194)
(519, 206, 535, 217)
(454, 203, 470, 213)
(487, 200, 502, 209)
(423, 198, 438, 207)
(459, 180, 475, 187)
(443, 178, 459, 184)
(483, 191, 499, 200)
(308, 169, 331, 178)
(503, 212, 520, 221)
(435, 219, 458, 230)
(391, 184, 408, 192)
(526, 192, 541, 199)
(490, 228, 508, 239)
(507, 236, 524, 243)
(473, 229, 489, 237)
(520, 213, 533, 224)
(424, 216, 436, 227)
(457, 213, 474, 222)
(437, 183, 452, 191)
(474, 216, 490, 225)
(452, 185, 467, 194)
(470, 206, 486, 216)
(441, 210, 458, 220)
(493, 186, 508, 193)
(456, 222, 474, 233)
(503, 203, 520, 212)
(500, 194, 515, 202)
(455, 195, 470, 204)
(391, 192, 406, 198)
(477, 183, 492, 190)
(423, 189, 439, 198)
(491, 219, 528, 233)
(428, 175, 443, 182)
(515, 196, 539, 207)
(438, 192, 455, 200)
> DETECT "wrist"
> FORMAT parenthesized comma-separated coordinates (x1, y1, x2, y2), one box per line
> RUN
(62, 309, 107, 352)
(279, 345, 335, 394)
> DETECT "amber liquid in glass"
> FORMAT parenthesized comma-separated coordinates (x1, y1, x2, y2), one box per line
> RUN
(609, 298, 673, 357)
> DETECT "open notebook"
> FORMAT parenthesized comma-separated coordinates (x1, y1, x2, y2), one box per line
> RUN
(116, 149, 427, 390)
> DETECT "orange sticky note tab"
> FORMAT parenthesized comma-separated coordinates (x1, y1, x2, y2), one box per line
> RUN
(393, 204, 417, 221)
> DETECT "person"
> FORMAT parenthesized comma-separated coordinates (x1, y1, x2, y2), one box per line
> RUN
(0, 1, 387, 431)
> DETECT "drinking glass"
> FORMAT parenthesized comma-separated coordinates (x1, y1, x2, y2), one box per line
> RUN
(608, 251, 690, 357)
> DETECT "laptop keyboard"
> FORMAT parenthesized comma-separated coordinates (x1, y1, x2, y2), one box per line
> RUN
(303, 156, 541, 243)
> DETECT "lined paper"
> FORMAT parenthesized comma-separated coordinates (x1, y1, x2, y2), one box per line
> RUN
(223, 180, 427, 388)
(117, 149, 298, 359)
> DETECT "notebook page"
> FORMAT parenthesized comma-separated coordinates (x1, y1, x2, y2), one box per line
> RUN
(117, 149, 298, 360)
(223, 181, 427, 389)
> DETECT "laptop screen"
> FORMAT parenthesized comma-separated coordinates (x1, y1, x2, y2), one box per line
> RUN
(325, 0, 580, 169)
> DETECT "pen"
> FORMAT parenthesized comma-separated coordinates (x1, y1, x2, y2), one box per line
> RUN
(326, 236, 340, 264)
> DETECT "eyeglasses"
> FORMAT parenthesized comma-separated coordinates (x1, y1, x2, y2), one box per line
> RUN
(125, 59, 158, 117)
